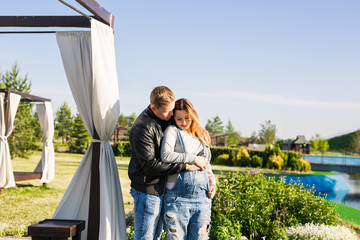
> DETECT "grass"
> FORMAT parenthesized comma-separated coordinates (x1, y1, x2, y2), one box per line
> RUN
(0, 151, 359, 236)
(329, 201, 360, 226)
(0, 151, 131, 236)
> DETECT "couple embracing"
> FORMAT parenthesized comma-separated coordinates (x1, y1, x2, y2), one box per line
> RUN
(128, 86, 216, 240)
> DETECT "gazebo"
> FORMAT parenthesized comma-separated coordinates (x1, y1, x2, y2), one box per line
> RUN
(0, 1, 126, 239)
(0, 88, 55, 190)
(291, 135, 311, 154)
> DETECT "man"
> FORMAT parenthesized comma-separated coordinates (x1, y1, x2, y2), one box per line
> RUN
(128, 86, 199, 240)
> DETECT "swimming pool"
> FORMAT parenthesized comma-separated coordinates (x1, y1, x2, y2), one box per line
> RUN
(304, 155, 360, 166)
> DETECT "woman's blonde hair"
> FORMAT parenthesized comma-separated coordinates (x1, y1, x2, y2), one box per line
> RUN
(174, 98, 210, 146)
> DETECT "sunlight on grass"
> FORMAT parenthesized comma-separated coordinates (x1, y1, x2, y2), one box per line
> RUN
(0, 151, 132, 236)
(0, 151, 358, 237)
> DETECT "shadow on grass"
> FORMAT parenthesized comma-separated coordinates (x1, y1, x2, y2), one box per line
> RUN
(117, 163, 130, 171)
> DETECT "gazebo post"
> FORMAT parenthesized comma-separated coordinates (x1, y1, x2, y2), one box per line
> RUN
(3, 89, 9, 134)
(88, 128, 101, 239)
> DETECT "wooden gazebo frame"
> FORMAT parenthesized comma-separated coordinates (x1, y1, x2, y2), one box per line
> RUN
(0, 0, 114, 30)
(0, 2, 115, 239)
(0, 88, 51, 183)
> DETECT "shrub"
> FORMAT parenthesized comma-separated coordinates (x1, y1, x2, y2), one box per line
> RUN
(262, 146, 281, 168)
(287, 157, 301, 171)
(267, 154, 284, 170)
(286, 151, 300, 171)
(213, 154, 229, 165)
(112, 141, 131, 157)
(210, 172, 339, 240)
(250, 155, 262, 168)
(233, 147, 251, 167)
(210, 146, 237, 162)
(286, 223, 358, 240)
(228, 149, 237, 166)
(300, 158, 311, 172)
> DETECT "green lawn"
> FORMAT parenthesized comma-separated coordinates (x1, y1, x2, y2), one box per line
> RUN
(0, 151, 359, 236)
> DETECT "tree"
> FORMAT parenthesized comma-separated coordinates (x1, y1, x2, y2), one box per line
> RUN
(205, 115, 224, 134)
(129, 112, 137, 127)
(311, 133, 329, 151)
(225, 120, 241, 147)
(68, 113, 91, 153)
(2, 63, 36, 157)
(258, 120, 277, 145)
(117, 113, 128, 126)
(349, 131, 360, 152)
(31, 111, 42, 142)
(249, 131, 259, 144)
(55, 102, 73, 143)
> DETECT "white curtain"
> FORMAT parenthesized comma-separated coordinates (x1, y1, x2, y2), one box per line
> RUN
(0, 92, 21, 188)
(54, 18, 126, 240)
(34, 101, 55, 183)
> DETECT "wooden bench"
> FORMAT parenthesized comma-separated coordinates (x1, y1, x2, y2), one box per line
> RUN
(0, 172, 43, 194)
(14, 171, 42, 182)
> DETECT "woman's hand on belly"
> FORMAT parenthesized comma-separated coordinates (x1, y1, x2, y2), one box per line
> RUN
(194, 156, 208, 170)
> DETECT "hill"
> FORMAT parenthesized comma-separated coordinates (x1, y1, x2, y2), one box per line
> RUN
(328, 130, 360, 151)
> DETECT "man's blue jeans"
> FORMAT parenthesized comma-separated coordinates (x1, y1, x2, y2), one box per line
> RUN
(163, 170, 211, 240)
(130, 188, 164, 240)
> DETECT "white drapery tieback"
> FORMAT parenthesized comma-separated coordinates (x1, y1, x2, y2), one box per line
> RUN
(0, 136, 7, 142)
(92, 139, 110, 144)
(44, 140, 53, 147)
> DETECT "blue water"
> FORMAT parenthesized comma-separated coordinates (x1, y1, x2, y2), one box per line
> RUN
(292, 155, 360, 209)
(285, 173, 360, 209)
(304, 155, 360, 166)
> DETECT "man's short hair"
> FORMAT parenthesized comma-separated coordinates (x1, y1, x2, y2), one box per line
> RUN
(150, 86, 175, 108)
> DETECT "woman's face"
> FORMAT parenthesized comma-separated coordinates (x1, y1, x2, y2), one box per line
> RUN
(174, 110, 192, 131)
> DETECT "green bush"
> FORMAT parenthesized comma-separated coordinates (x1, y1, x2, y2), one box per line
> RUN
(112, 141, 131, 157)
(233, 147, 251, 167)
(267, 154, 284, 170)
(213, 154, 229, 165)
(210, 146, 237, 161)
(210, 172, 339, 240)
(262, 146, 281, 168)
(211, 146, 311, 172)
(300, 158, 311, 172)
(285, 151, 299, 171)
(250, 155, 262, 168)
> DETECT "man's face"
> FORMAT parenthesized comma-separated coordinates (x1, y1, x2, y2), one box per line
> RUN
(151, 101, 175, 121)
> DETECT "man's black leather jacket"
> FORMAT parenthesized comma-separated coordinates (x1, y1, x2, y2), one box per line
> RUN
(128, 106, 186, 196)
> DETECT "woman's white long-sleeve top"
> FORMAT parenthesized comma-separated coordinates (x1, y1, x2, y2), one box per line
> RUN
(161, 125, 215, 189)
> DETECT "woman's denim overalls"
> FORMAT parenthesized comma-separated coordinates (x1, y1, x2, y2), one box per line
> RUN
(163, 128, 211, 240)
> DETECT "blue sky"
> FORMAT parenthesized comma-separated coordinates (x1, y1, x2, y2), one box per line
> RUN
(1, 0, 360, 140)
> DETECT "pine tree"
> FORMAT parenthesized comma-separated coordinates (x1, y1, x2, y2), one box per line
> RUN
(2, 63, 36, 158)
(55, 102, 73, 143)
(68, 113, 91, 153)
(205, 115, 224, 134)
(225, 120, 241, 147)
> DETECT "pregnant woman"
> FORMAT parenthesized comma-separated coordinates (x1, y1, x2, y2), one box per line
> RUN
(161, 98, 216, 240)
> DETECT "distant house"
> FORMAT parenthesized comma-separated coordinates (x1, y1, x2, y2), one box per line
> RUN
(210, 133, 227, 147)
(112, 125, 130, 143)
(282, 135, 311, 154)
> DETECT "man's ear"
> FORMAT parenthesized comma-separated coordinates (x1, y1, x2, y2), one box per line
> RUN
(150, 105, 156, 111)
